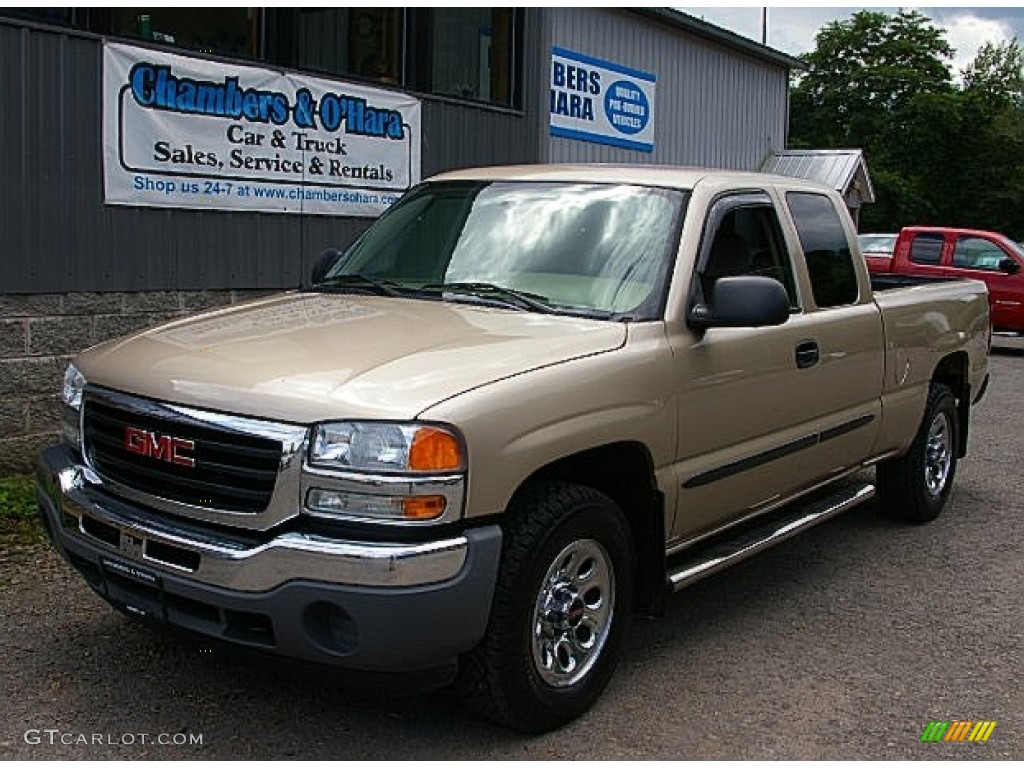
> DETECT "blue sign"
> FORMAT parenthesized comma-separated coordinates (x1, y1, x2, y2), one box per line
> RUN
(603, 80, 650, 136)
(549, 47, 657, 152)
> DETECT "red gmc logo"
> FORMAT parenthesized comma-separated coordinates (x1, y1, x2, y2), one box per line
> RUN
(123, 427, 195, 467)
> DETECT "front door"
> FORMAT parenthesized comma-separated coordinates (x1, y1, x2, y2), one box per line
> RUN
(950, 234, 1024, 331)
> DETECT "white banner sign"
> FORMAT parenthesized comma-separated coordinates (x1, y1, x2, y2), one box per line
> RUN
(103, 42, 421, 216)
(549, 47, 656, 153)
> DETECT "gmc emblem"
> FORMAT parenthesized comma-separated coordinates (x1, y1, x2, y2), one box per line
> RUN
(123, 426, 195, 467)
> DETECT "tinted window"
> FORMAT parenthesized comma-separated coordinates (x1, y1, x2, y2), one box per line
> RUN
(952, 237, 1008, 271)
(909, 234, 944, 265)
(291, 9, 403, 84)
(701, 204, 799, 308)
(786, 193, 858, 308)
(109, 8, 261, 59)
(429, 9, 515, 105)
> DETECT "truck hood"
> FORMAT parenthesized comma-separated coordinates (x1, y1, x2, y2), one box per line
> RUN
(76, 292, 626, 424)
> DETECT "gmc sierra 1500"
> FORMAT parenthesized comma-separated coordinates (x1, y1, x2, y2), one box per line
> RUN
(37, 166, 990, 732)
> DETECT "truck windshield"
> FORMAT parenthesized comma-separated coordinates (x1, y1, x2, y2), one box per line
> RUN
(318, 181, 687, 320)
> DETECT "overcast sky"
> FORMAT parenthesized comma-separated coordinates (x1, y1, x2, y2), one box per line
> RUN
(677, 6, 1024, 77)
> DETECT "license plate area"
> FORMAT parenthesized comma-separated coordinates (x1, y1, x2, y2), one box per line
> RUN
(100, 555, 163, 619)
(67, 549, 277, 649)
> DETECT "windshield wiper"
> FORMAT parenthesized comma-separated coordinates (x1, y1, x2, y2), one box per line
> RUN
(420, 281, 557, 313)
(314, 273, 404, 297)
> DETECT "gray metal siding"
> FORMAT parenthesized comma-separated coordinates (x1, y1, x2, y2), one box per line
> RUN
(421, 100, 539, 178)
(544, 8, 789, 170)
(1, 12, 540, 294)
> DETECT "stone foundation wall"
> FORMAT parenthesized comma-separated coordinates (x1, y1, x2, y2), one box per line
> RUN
(0, 290, 276, 475)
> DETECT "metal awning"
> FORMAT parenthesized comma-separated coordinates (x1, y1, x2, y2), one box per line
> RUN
(762, 149, 875, 207)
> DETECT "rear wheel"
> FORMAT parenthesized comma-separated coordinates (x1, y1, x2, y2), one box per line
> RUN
(878, 383, 958, 523)
(457, 482, 634, 733)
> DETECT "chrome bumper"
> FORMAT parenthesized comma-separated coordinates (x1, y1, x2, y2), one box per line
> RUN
(36, 445, 470, 591)
(36, 444, 502, 673)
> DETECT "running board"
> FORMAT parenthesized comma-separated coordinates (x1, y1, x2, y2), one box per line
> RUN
(666, 483, 875, 592)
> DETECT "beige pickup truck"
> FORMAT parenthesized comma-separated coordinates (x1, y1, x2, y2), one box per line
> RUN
(37, 166, 990, 732)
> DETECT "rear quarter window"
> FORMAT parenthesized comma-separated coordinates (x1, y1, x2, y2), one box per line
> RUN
(909, 234, 944, 265)
(785, 192, 859, 308)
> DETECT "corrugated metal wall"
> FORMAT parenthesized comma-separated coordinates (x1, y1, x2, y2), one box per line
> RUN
(544, 9, 789, 169)
(1, 15, 541, 294)
(2, 10, 789, 295)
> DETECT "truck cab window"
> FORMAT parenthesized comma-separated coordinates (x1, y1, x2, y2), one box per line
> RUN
(700, 204, 799, 308)
(909, 234, 944, 265)
(952, 237, 1006, 271)
(785, 192, 859, 308)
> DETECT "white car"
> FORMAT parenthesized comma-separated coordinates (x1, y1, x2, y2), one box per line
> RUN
(858, 233, 897, 259)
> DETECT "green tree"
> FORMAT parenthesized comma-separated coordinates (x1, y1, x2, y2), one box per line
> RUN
(957, 41, 1024, 235)
(962, 39, 1024, 107)
(790, 10, 954, 152)
(790, 11, 1024, 237)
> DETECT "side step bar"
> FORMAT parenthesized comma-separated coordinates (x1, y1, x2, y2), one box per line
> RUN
(667, 482, 875, 592)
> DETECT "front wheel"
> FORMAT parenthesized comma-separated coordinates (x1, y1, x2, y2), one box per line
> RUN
(878, 383, 958, 523)
(457, 482, 635, 733)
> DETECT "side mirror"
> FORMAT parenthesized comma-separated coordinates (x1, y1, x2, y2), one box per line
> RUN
(999, 257, 1021, 275)
(311, 248, 343, 285)
(689, 276, 791, 330)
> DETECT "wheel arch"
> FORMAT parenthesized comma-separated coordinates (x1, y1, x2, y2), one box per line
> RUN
(508, 441, 666, 617)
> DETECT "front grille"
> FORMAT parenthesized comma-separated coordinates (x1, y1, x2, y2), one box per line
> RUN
(83, 395, 283, 513)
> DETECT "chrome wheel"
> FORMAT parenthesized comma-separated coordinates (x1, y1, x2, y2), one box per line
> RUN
(458, 482, 634, 732)
(532, 538, 615, 688)
(924, 411, 953, 497)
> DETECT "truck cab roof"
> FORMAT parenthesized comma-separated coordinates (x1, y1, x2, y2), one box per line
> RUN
(428, 164, 834, 193)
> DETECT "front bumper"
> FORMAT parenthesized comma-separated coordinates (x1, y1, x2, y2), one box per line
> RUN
(36, 444, 501, 675)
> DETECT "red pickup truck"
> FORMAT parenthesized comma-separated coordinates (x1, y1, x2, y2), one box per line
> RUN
(866, 226, 1024, 333)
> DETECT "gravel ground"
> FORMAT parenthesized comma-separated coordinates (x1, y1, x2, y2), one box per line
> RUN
(2, 345, 1022, 759)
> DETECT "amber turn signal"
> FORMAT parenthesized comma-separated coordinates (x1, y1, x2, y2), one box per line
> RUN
(409, 427, 463, 472)
(402, 495, 447, 520)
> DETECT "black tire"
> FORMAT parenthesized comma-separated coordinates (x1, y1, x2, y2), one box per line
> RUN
(877, 383, 958, 523)
(456, 481, 635, 733)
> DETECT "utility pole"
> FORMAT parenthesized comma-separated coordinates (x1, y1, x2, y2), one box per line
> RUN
(761, 7, 768, 45)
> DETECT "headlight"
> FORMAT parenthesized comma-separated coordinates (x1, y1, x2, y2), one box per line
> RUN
(62, 363, 86, 410)
(306, 421, 465, 524)
(309, 422, 464, 473)
(61, 363, 86, 448)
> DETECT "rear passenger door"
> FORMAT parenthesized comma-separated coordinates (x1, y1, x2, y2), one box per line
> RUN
(781, 192, 885, 484)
